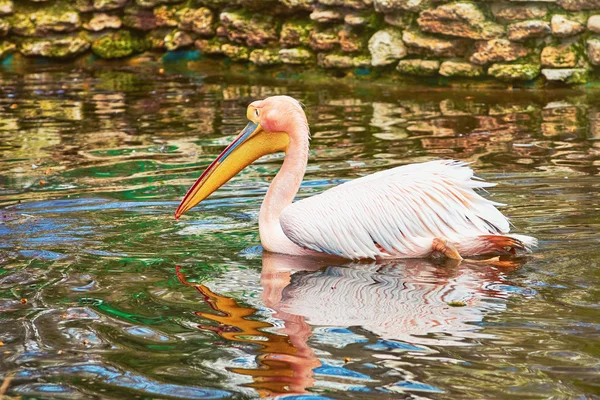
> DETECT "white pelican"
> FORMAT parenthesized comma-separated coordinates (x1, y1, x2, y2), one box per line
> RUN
(175, 96, 536, 260)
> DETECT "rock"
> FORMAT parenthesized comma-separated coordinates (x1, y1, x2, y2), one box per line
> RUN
(367, 28, 406, 66)
(8, 14, 36, 36)
(21, 35, 91, 58)
(344, 11, 372, 27)
(38, 11, 82, 34)
(374, 0, 429, 13)
(588, 15, 600, 33)
(279, 0, 315, 9)
(310, 8, 343, 23)
(146, 29, 166, 49)
(551, 15, 584, 37)
(91, 30, 150, 58)
(557, 0, 600, 11)
(10, 10, 82, 36)
(238, 0, 281, 9)
(491, 3, 547, 22)
(93, 0, 129, 11)
(195, 38, 224, 55)
(344, 12, 364, 26)
(339, 29, 363, 52)
(384, 13, 412, 28)
(402, 30, 469, 57)
(0, 17, 7, 36)
(221, 43, 249, 61)
(178, 7, 213, 36)
(0, 0, 12, 15)
(249, 48, 281, 65)
(396, 59, 439, 76)
(279, 47, 314, 64)
(280, 20, 314, 48)
(541, 68, 588, 84)
(541, 44, 577, 68)
(317, 52, 370, 68)
(136, 0, 185, 6)
(417, 3, 504, 40)
(507, 20, 550, 41)
(74, 0, 95, 12)
(439, 61, 483, 77)
(318, 0, 372, 9)
(123, 7, 157, 31)
(587, 38, 600, 65)
(0, 41, 15, 58)
(164, 29, 193, 51)
(488, 63, 541, 81)
(153, 5, 178, 27)
(219, 11, 277, 47)
(470, 39, 529, 65)
(310, 27, 339, 51)
(84, 13, 122, 31)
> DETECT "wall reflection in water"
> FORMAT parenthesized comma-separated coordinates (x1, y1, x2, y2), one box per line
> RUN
(182, 253, 524, 398)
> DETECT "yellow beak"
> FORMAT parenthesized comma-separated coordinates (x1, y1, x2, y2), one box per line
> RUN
(175, 121, 289, 219)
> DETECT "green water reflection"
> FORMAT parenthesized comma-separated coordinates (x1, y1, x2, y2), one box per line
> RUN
(0, 64, 599, 399)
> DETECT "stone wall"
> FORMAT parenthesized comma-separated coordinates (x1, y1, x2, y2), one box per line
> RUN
(0, 0, 599, 84)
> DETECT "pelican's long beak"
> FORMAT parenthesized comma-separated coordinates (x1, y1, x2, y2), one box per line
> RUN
(175, 120, 290, 219)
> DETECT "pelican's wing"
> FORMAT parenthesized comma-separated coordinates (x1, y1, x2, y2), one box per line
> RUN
(279, 160, 510, 259)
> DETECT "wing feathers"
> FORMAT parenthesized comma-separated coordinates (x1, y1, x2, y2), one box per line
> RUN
(280, 160, 512, 260)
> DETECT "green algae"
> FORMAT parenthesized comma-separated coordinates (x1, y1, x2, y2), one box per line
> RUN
(92, 30, 150, 59)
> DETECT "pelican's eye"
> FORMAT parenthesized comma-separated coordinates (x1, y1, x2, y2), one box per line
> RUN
(254, 109, 260, 118)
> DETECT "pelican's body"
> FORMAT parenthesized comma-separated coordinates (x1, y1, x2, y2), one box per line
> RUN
(176, 96, 536, 260)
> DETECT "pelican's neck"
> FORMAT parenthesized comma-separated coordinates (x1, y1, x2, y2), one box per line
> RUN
(259, 129, 310, 254)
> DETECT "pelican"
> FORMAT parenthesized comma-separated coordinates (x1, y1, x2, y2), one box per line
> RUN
(175, 96, 536, 260)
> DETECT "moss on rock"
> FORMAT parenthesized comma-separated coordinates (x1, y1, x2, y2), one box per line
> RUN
(8, 14, 36, 36)
(221, 43, 249, 61)
(0, 0, 598, 87)
(153, 5, 179, 27)
(280, 19, 314, 48)
(219, 10, 278, 48)
(439, 60, 484, 77)
(488, 63, 541, 81)
(317, 52, 371, 68)
(178, 7, 213, 35)
(0, 40, 15, 58)
(92, 30, 150, 58)
(310, 26, 340, 51)
(279, 47, 314, 64)
(20, 33, 91, 58)
(83, 13, 122, 31)
(136, 0, 185, 7)
(195, 37, 224, 55)
(0, 0, 13, 16)
(396, 59, 439, 76)
(541, 44, 578, 68)
(0, 17, 8, 36)
(164, 29, 193, 50)
(249, 48, 281, 65)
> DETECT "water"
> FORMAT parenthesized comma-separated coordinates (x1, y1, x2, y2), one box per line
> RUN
(1, 62, 599, 399)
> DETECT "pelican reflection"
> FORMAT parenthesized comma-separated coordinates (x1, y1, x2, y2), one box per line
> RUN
(183, 254, 524, 397)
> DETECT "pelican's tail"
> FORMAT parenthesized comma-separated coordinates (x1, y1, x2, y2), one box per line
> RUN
(456, 234, 538, 257)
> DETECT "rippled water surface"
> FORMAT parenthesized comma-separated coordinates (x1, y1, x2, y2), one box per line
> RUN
(1, 63, 599, 399)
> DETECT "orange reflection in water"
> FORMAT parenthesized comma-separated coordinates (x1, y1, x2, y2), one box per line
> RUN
(178, 255, 524, 397)
(176, 265, 321, 398)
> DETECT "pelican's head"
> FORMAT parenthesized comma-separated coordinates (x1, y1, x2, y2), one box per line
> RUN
(175, 96, 307, 219)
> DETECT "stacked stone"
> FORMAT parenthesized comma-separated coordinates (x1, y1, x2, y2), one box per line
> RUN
(0, 0, 599, 84)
